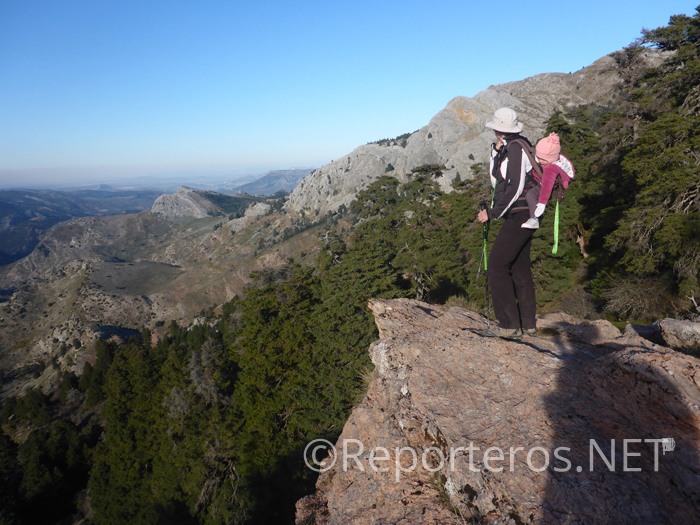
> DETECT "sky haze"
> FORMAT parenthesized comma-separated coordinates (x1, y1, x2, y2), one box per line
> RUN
(1, 1, 697, 188)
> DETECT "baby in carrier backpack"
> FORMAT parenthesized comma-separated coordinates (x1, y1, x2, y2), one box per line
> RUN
(522, 132, 575, 229)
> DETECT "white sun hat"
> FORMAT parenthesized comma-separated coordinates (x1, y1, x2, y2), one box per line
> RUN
(485, 107, 524, 133)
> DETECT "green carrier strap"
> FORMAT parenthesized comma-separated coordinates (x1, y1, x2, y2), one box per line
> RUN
(552, 200, 559, 255)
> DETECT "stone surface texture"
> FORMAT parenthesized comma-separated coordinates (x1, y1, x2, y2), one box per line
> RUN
(656, 318, 700, 351)
(625, 318, 700, 351)
(297, 298, 700, 524)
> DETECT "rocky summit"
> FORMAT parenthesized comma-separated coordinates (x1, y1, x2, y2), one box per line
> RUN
(152, 186, 229, 218)
(297, 299, 700, 524)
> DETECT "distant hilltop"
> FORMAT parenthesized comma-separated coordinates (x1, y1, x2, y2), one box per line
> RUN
(151, 186, 221, 219)
(151, 185, 272, 219)
(229, 168, 313, 195)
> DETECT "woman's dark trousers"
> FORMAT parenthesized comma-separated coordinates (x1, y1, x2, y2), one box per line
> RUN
(487, 210, 536, 330)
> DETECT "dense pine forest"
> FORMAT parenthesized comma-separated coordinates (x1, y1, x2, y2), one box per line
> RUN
(2, 10, 700, 524)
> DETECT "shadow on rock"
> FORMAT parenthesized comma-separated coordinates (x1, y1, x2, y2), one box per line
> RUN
(541, 321, 700, 524)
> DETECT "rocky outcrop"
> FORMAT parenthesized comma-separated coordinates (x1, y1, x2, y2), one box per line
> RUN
(286, 51, 670, 218)
(626, 318, 700, 351)
(228, 202, 272, 234)
(297, 299, 700, 524)
(152, 186, 220, 218)
(285, 96, 498, 217)
(655, 318, 700, 350)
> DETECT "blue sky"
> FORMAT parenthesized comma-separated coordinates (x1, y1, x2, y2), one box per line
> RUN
(0, 1, 697, 188)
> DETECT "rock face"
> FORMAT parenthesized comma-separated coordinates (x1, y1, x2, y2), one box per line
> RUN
(285, 51, 670, 218)
(655, 318, 700, 351)
(297, 299, 700, 524)
(228, 202, 272, 233)
(285, 95, 498, 217)
(625, 318, 700, 351)
(152, 186, 220, 218)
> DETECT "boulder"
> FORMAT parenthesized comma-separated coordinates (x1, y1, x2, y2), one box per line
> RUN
(623, 322, 666, 346)
(621, 319, 700, 351)
(655, 318, 700, 351)
(297, 299, 700, 524)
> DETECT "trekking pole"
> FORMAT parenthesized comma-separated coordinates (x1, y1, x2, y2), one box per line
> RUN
(478, 201, 492, 328)
(475, 232, 486, 282)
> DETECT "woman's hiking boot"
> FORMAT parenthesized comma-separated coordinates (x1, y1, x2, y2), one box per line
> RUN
(521, 218, 540, 229)
(522, 327, 537, 336)
(480, 326, 522, 341)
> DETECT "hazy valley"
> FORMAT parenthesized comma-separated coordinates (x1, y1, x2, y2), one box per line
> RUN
(0, 188, 324, 397)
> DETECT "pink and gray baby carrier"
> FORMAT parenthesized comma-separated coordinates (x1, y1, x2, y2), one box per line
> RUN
(510, 139, 575, 253)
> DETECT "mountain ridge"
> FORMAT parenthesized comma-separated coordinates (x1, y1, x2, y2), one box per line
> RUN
(0, 188, 163, 266)
(0, 46, 673, 406)
(285, 50, 670, 218)
(3, 20, 700, 522)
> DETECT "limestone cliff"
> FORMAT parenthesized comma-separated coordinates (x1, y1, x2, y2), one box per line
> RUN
(297, 299, 700, 524)
(285, 50, 670, 218)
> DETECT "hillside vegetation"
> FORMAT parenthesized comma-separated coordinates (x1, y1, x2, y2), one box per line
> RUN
(2, 9, 700, 524)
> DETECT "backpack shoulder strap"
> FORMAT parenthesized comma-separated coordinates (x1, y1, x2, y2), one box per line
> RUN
(509, 138, 543, 178)
(553, 175, 566, 203)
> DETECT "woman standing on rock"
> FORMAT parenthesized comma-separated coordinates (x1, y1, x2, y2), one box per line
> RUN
(477, 107, 537, 341)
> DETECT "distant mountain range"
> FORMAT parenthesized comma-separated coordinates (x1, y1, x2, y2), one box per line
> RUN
(2, 13, 698, 522)
(228, 169, 313, 195)
(0, 169, 314, 267)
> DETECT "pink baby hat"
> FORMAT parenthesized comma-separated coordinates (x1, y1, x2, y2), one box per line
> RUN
(536, 132, 561, 162)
